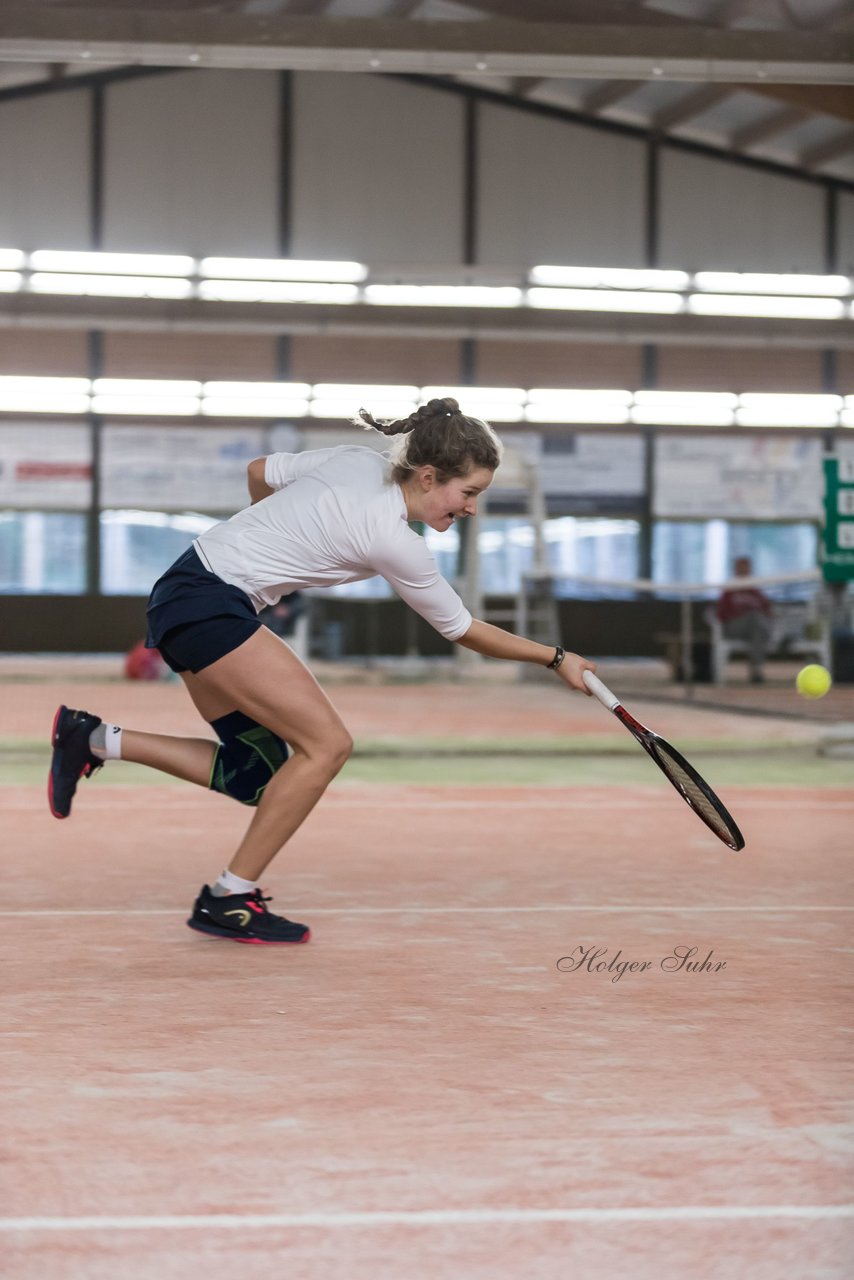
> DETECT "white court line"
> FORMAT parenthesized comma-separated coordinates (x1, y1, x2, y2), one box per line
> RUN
(0, 1206, 851, 1231)
(1, 905, 852, 917)
(8, 795, 854, 813)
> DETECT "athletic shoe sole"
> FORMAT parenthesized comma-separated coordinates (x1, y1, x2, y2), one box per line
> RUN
(48, 704, 101, 820)
(48, 704, 70, 820)
(186, 918, 311, 945)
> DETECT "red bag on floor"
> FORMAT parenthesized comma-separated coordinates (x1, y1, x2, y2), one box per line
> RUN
(124, 640, 168, 681)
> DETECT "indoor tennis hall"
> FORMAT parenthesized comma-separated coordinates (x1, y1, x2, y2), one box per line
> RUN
(2, 4, 853, 1278)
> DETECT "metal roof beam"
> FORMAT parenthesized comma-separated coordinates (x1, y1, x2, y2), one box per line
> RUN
(509, 76, 547, 97)
(732, 103, 807, 149)
(0, 12, 851, 84)
(801, 125, 854, 168)
(384, 0, 425, 17)
(581, 79, 644, 113)
(457, 0, 682, 23)
(741, 81, 854, 121)
(651, 83, 732, 131)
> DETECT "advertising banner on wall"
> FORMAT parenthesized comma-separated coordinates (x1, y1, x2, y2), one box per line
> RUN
(654, 434, 823, 519)
(101, 424, 268, 512)
(821, 454, 854, 583)
(543, 433, 645, 498)
(0, 423, 92, 510)
(532, 433, 645, 515)
(483, 432, 644, 515)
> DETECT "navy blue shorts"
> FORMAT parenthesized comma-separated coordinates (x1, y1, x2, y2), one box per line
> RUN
(145, 545, 262, 675)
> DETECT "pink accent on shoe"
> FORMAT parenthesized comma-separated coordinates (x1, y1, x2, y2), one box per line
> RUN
(234, 931, 311, 944)
(48, 705, 66, 820)
(194, 928, 311, 945)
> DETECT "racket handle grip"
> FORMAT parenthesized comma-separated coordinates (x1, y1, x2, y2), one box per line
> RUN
(582, 669, 620, 711)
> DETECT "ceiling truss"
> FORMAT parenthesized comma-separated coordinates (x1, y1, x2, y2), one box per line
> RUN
(1, 1, 853, 170)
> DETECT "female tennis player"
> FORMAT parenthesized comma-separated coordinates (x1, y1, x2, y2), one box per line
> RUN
(49, 397, 596, 944)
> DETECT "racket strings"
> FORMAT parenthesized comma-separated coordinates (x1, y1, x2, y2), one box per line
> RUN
(652, 742, 741, 847)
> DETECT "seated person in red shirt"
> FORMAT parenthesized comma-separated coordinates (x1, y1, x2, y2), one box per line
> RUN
(716, 556, 773, 684)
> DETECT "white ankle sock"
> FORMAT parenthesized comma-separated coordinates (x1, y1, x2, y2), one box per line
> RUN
(211, 869, 258, 898)
(90, 723, 123, 760)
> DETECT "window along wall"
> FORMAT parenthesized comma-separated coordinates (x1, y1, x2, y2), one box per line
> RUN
(0, 508, 822, 600)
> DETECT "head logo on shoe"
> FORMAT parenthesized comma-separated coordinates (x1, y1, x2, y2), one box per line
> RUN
(224, 908, 252, 927)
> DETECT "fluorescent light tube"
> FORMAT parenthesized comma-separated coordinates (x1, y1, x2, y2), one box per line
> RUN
(199, 280, 358, 304)
(30, 250, 193, 276)
(694, 271, 850, 296)
(736, 393, 842, 427)
(530, 265, 690, 290)
(202, 398, 310, 418)
(0, 249, 24, 270)
(94, 379, 202, 397)
(528, 287, 683, 314)
(527, 388, 632, 405)
(739, 393, 842, 412)
(455, 402, 524, 422)
(31, 273, 193, 299)
(0, 272, 22, 291)
(313, 383, 419, 400)
(364, 285, 522, 307)
(525, 388, 632, 423)
(91, 396, 199, 416)
(203, 381, 311, 399)
(200, 257, 366, 282)
(688, 294, 845, 320)
(631, 391, 738, 426)
(421, 385, 525, 404)
(525, 407, 630, 424)
(310, 399, 417, 420)
(0, 375, 90, 394)
(0, 393, 90, 414)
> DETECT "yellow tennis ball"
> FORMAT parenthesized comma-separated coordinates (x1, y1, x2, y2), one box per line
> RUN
(796, 664, 832, 699)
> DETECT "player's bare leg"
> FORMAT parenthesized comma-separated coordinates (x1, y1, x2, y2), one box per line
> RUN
(113, 731, 216, 786)
(178, 628, 351, 943)
(182, 627, 353, 882)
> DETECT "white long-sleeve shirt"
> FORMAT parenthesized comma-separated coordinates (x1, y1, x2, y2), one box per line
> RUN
(193, 445, 473, 642)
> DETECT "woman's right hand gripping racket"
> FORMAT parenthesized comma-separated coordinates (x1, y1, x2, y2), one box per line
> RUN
(583, 671, 745, 851)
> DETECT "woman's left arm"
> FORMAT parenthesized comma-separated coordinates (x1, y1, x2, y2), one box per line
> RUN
(456, 619, 596, 694)
(247, 457, 274, 504)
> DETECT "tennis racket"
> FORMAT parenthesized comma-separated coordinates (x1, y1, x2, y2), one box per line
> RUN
(583, 671, 745, 851)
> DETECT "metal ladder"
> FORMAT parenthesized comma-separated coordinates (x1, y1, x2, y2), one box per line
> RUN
(456, 448, 559, 674)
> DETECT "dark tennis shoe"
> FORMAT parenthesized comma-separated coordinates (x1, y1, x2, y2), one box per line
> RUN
(48, 705, 104, 819)
(187, 885, 311, 945)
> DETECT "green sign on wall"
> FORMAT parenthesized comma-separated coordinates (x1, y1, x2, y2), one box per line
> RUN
(822, 456, 854, 584)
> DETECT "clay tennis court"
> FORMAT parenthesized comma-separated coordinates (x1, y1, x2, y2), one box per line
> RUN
(2, 662, 853, 1279)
